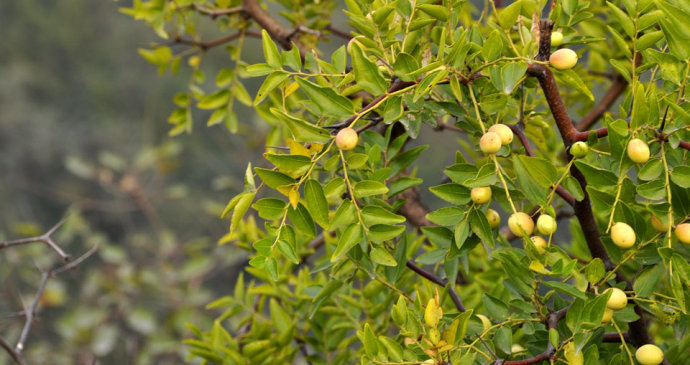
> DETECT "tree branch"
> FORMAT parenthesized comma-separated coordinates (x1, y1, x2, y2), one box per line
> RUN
(0, 336, 25, 365)
(575, 76, 628, 131)
(242, 0, 309, 57)
(0, 218, 70, 261)
(405, 260, 465, 312)
(173, 30, 261, 50)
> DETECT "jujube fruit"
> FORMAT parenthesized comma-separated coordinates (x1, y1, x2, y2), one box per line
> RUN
(549, 49, 578, 70)
(536, 214, 557, 235)
(488, 124, 513, 146)
(675, 223, 690, 244)
(471, 187, 492, 204)
(604, 287, 627, 310)
(627, 138, 650, 164)
(335, 127, 358, 150)
(508, 212, 535, 237)
(479, 131, 502, 154)
(610, 222, 635, 249)
(635, 344, 664, 365)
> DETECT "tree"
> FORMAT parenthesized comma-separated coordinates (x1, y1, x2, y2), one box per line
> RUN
(125, 0, 690, 363)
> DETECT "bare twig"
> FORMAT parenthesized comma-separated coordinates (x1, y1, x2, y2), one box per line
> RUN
(0, 336, 26, 365)
(173, 30, 261, 50)
(0, 218, 70, 261)
(405, 261, 465, 312)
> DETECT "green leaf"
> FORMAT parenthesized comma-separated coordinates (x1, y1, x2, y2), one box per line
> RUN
(543, 281, 586, 300)
(271, 108, 332, 143)
(417, 4, 449, 21)
(269, 299, 292, 333)
(469, 209, 494, 247)
(283, 44, 302, 71)
(498, 0, 521, 30)
(265, 153, 312, 178)
(254, 72, 289, 105)
(429, 184, 471, 205)
(482, 31, 502, 61)
(277, 240, 299, 264)
(350, 43, 388, 95)
(304, 180, 330, 228)
(252, 198, 286, 220)
(388, 177, 423, 197)
(482, 293, 508, 319)
(427, 207, 465, 226)
(368, 224, 405, 242)
(230, 192, 255, 234)
(265, 257, 278, 281)
(393, 53, 420, 81)
(584, 258, 605, 284)
(354, 180, 389, 198)
(389, 145, 429, 177)
(573, 161, 618, 186)
(630, 83, 648, 130)
(633, 264, 663, 298)
(198, 89, 230, 109)
(671, 166, 690, 188)
(261, 29, 282, 68)
(287, 203, 316, 237)
(362, 323, 378, 358)
(331, 223, 364, 261)
(556, 69, 594, 101)
(370, 247, 397, 266)
(501, 62, 527, 94)
(361, 205, 406, 225)
(606, 2, 635, 38)
(255, 168, 295, 189)
(295, 78, 355, 120)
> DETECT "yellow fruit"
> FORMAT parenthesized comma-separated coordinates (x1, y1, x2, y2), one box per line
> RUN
(604, 288, 628, 310)
(335, 127, 358, 150)
(488, 124, 513, 146)
(611, 222, 636, 249)
(476, 314, 492, 331)
(479, 132, 502, 154)
(563, 342, 584, 365)
(627, 138, 650, 164)
(551, 31, 564, 47)
(471, 187, 492, 204)
(508, 212, 535, 237)
(528, 236, 547, 254)
(601, 308, 614, 323)
(549, 48, 578, 70)
(536, 214, 557, 235)
(486, 209, 501, 229)
(651, 215, 669, 233)
(570, 141, 589, 158)
(675, 223, 690, 244)
(635, 344, 664, 365)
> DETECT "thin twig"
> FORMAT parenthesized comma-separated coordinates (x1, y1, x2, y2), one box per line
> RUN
(405, 261, 465, 312)
(0, 218, 70, 261)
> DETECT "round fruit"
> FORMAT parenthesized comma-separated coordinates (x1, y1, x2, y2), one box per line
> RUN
(551, 31, 564, 47)
(635, 344, 664, 365)
(508, 212, 535, 237)
(604, 287, 628, 310)
(601, 308, 614, 323)
(471, 187, 492, 204)
(476, 314, 492, 331)
(549, 48, 578, 70)
(611, 222, 636, 249)
(675, 223, 690, 244)
(570, 141, 589, 158)
(488, 124, 513, 146)
(536, 214, 557, 235)
(563, 342, 584, 365)
(651, 215, 669, 233)
(627, 138, 650, 164)
(529, 236, 547, 254)
(335, 127, 358, 150)
(479, 131, 502, 154)
(486, 209, 501, 229)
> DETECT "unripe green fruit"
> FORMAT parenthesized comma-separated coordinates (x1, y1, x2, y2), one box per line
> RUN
(570, 141, 588, 158)
(471, 187, 492, 204)
(549, 48, 578, 70)
(635, 344, 664, 365)
(476, 314, 492, 331)
(363, 280, 383, 299)
(651, 215, 669, 233)
(488, 124, 513, 146)
(610, 222, 636, 249)
(485, 209, 501, 229)
(627, 138, 650, 164)
(563, 342, 584, 365)
(675, 223, 690, 244)
(536, 214, 557, 235)
(335, 127, 358, 150)
(551, 31, 564, 47)
(528, 236, 547, 254)
(604, 287, 628, 310)
(508, 212, 534, 237)
(601, 308, 614, 323)
(479, 131, 502, 154)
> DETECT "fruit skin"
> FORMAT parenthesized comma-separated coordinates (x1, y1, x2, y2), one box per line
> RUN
(551, 31, 564, 47)
(563, 342, 584, 365)
(488, 124, 513, 146)
(627, 138, 650, 164)
(549, 48, 578, 70)
(486, 209, 501, 229)
(675, 223, 690, 244)
(635, 344, 664, 365)
(570, 141, 589, 158)
(508, 212, 535, 237)
(476, 314, 492, 331)
(528, 236, 547, 254)
(471, 187, 492, 204)
(610, 222, 636, 249)
(479, 131, 502, 154)
(601, 308, 614, 323)
(651, 215, 669, 233)
(335, 127, 358, 150)
(536, 214, 557, 235)
(604, 288, 628, 310)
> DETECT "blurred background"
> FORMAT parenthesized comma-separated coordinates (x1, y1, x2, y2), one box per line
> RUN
(0, 0, 459, 363)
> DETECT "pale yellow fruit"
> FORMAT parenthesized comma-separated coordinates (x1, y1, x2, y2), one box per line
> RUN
(627, 138, 650, 164)
(471, 187, 492, 204)
(335, 128, 358, 150)
(551, 31, 564, 47)
(570, 141, 588, 158)
(488, 124, 513, 146)
(549, 48, 578, 70)
(486, 209, 501, 229)
(479, 132, 502, 154)
(563, 342, 584, 365)
(635, 344, 664, 365)
(604, 288, 628, 310)
(611, 222, 636, 249)
(601, 308, 614, 323)
(476, 314, 492, 331)
(651, 215, 669, 233)
(508, 212, 535, 237)
(536, 214, 557, 235)
(528, 236, 547, 254)
(675, 223, 690, 244)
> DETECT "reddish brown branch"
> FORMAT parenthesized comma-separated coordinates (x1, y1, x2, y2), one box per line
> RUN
(494, 307, 567, 365)
(243, 0, 309, 57)
(405, 260, 465, 312)
(325, 25, 353, 40)
(576, 76, 628, 131)
(173, 31, 260, 50)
